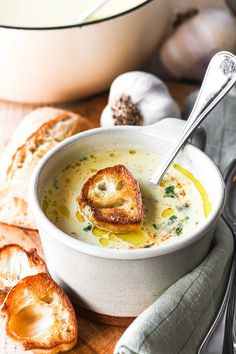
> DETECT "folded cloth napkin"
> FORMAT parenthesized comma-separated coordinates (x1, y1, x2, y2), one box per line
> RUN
(115, 91, 236, 354)
(114, 219, 234, 354)
(185, 90, 236, 173)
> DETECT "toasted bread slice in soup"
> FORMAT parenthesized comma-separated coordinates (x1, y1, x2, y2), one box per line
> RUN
(0, 244, 47, 305)
(2, 273, 78, 353)
(0, 107, 92, 230)
(77, 164, 143, 233)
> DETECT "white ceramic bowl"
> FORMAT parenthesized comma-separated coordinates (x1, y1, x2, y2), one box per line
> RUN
(29, 118, 225, 319)
(0, 0, 170, 103)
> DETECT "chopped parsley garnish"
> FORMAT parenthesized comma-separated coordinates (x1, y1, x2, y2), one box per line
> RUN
(165, 185, 176, 198)
(153, 222, 165, 230)
(185, 215, 190, 222)
(175, 227, 183, 236)
(144, 244, 151, 248)
(168, 215, 178, 224)
(83, 225, 92, 232)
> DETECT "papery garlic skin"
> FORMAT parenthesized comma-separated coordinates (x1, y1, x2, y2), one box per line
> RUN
(100, 71, 180, 127)
(101, 105, 115, 127)
(160, 9, 236, 80)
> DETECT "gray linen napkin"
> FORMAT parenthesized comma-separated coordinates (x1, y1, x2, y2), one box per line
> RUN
(185, 90, 236, 173)
(114, 219, 233, 354)
(115, 92, 236, 354)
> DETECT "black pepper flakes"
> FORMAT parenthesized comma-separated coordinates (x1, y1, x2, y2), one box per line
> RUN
(111, 94, 143, 126)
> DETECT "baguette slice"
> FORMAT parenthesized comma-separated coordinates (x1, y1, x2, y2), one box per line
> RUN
(77, 164, 143, 233)
(0, 107, 92, 229)
(0, 244, 47, 306)
(2, 273, 77, 353)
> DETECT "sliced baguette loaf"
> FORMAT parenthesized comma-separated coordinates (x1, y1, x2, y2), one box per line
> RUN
(2, 273, 78, 353)
(0, 107, 92, 229)
(77, 164, 143, 233)
(0, 244, 47, 305)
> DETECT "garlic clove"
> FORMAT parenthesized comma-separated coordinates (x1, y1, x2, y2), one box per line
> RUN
(160, 9, 236, 80)
(101, 105, 115, 127)
(108, 71, 167, 106)
(137, 91, 180, 125)
(101, 71, 180, 127)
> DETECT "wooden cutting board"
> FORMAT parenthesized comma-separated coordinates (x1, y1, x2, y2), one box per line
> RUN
(0, 82, 197, 354)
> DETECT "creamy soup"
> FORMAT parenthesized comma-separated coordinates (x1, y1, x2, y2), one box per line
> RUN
(0, 0, 147, 28)
(42, 150, 211, 249)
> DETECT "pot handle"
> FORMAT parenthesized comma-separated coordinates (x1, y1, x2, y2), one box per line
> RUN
(142, 118, 206, 151)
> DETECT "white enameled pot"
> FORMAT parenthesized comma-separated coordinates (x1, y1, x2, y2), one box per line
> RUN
(29, 118, 225, 318)
(0, 0, 170, 103)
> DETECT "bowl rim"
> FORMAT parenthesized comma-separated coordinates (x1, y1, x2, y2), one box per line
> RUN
(29, 125, 226, 260)
(0, 0, 154, 31)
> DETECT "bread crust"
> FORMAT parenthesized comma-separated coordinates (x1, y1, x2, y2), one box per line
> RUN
(77, 164, 143, 233)
(0, 244, 47, 305)
(2, 273, 78, 353)
(0, 107, 92, 229)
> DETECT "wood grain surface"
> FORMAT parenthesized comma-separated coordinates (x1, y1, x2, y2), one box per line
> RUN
(0, 82, 197, 354)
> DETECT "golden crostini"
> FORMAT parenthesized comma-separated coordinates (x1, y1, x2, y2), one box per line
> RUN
(2, 272, 78, 353)
(0, 244, 47, 305)
(77, 164, 143, 233)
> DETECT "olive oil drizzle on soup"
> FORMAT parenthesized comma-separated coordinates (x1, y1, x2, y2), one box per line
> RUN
(42, 150, 211, 249)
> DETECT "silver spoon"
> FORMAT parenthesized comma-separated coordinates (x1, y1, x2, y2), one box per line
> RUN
(150, 51, 236, 186)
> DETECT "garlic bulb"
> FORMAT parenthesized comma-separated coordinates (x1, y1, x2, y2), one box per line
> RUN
(160, 9, 236, 80)
(100, 71, 180, 127)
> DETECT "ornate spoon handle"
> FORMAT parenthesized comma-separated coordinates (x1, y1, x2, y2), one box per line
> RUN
(150, 51, 236, 186)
